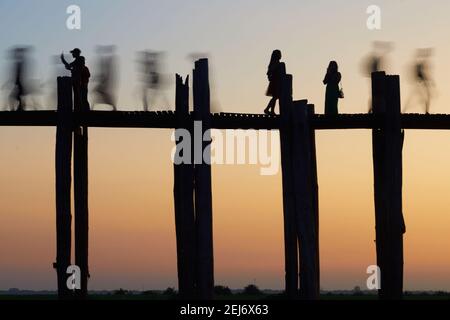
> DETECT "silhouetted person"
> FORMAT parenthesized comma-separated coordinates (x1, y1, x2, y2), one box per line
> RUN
(61, 48, 84, 111)
(138, 50, 168, 111)
(323, 61, 342, 115)
(93, 45, 117, 111)
(264, 50, 285, 115)
(79, 56, 91, 111)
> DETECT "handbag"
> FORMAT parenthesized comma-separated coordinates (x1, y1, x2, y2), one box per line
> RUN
(338, 83, 344, 99)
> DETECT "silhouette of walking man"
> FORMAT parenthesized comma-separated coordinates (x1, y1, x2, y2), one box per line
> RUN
(404, 49, 435, 114)
(323, 61, 342, 115)
(93, 45, 117, 111)
(139, 51, 166, 111)
(362, 42, 393, 113)
(9, 47, 28, 111)
(264, 50, 285, 116)
(415, 49, 434, 114)
(61, 48, 85, 111)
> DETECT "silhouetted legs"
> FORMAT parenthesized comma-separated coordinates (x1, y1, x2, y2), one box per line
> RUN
(9, 83, 25, 111)
(404, 80, 433, 114)
(422, 80, 431, 114)
(264, 97, 277, 115)
(81, 85, 90, 111)
(142, 88, 170, 111)
(94, 87, 116, 111)
(142, 88, 149, 111)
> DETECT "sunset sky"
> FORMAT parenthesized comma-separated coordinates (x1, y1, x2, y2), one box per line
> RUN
(1, 0, 450, 291)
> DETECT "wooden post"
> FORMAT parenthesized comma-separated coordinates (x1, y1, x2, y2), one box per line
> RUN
(74, 123, 89, 299)
(173, 74, 196, 298)
(54, 77, 73, 299)
(291, 100, 320, 300)
(384, 75, 405, 299)
(372, 72, 405, 299)
(193, 59, 214, 299)
(372, 72, 387, 299)
(307, 104, 320, 295)
(279, 72, 299, 298)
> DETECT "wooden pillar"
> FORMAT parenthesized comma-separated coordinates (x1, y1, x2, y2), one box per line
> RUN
(74, 123, 89, 299)
(372, 72, 405, 299)
(279, 73, 299, 298)
(193, 59, 214, 299)
(54, 76, 73, 299)
(173, 74, 196, 298)
(291, 100, 320, 300)
(307, 104, 320, 296)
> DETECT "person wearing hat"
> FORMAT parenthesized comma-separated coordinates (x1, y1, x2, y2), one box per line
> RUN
(61, 48, 84, 110)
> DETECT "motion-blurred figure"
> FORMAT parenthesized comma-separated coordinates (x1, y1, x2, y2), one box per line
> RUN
(361, 41, 393, 112)
(138, 50, 169, 111)
(404, 49, 436, 114)
(4, 47, 31, 111)
(46, 55, 71, 109)
(362, 41, 393, 76)
(93, 45, 117, 111)
(61, 48, 84, 110)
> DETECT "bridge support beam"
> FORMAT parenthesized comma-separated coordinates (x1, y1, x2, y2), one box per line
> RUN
(74, 124, 89, 299)
(279, 74, 299, 298)
(280, 74, 320, 299)
(54, 77, 73, 299)
(193, 59, 214, 299)
(292, 101, 320, 300)
(174, 74, 196, 299)
(372, 72, 405, 300)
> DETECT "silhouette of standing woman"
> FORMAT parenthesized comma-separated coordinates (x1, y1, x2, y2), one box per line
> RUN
(264, 50, 285, 115)
(323, 61, 342, 115)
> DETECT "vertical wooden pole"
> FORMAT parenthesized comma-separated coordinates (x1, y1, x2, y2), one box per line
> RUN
(55, 76, 73, 299)
(193, 59, 214, 299)
(372, 72, 387, 299)
(291, 100, 320, 300)
(279, 72, 299, 298)
(372, 72, 405, 299)
(384, 75, 405, 299)
(307, 104, 320, 295)
(174, 74, 196, 298)
(74, 123, 89, 299)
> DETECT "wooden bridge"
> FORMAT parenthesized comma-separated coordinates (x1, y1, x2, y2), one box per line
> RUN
(0, 58, 445, 300)
(3, 110, 450, 130)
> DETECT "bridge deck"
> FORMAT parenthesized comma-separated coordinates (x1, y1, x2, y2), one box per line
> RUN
(1, 111, 450, 130)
